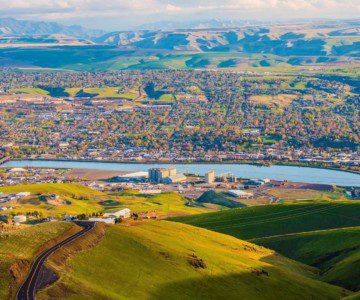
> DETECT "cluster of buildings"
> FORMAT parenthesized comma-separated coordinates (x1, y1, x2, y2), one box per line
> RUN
(89, 208, 131, 224)
(148, 167, 187, 183)
(0, 191, 30, 205)
(3, 147, 358, 169)
(0, 167, 61, 186)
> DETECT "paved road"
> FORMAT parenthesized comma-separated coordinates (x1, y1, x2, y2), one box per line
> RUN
(17, 221, 95, 300)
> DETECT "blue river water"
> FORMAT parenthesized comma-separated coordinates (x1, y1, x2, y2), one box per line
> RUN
(2, 160, 360, 187)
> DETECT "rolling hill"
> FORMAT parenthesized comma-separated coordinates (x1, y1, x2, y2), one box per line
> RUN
(171, 200, 360, 291)
(253, 227, 360, 291)
(0, 222, 76, 299)
(0, 19, 358, 71)
(97, 21, 360, 57)
(171, 201, 360, 240)
(39, 220, 351, 299)
(0, 18, 104, 38)
(0, 183, 213, 218)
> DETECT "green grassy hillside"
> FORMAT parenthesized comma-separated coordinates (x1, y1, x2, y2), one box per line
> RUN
(106, 190, 211, 217)
(0, 222, 74, 299)
(0, 183, 105, 199)
(0, 183, 106, 217)
(0, 184, 212, 218)
(253, 227, 360, 291)
(40, 220, 350, 299)
(171, 201, 360, 240)
(171, 200, 360, 291)
(197, 190, 246, 208)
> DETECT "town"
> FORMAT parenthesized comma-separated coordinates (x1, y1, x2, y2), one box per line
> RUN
(0, 70, 359, 172)
(1, 164, 359, 227)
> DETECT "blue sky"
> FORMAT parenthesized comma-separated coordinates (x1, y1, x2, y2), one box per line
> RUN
(1, 0, 359, 30)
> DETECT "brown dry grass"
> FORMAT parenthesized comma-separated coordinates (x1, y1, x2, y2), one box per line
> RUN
(250, 94, 298, 107)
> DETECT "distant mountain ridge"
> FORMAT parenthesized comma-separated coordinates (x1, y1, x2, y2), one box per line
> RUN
(96, 20, 360, 56)
(136, 19, 254, 30)
(0, 18, 105, 39)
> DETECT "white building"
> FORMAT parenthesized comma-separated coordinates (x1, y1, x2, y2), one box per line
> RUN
(163, 174, 187, 183)
(104, 208, 131, 219)
(205, 170, 215, 184)
(89, 217, 115, 224)
(16, 192, 31, 198)
(14, 215, 27, 223)
(139, 189, 162, 194)
(228, 190, 253, 198)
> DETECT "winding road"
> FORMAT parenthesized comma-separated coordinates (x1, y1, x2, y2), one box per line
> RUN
(17, 221, 95, 300)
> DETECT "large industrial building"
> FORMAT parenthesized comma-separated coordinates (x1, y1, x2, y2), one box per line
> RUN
(205, 170, 215, 184)
(148, 167, 186, 183)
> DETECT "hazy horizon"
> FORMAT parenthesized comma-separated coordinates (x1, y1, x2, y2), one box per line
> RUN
(0, 0, 359, 31)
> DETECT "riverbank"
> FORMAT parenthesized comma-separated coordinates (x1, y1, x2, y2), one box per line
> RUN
(4, 157, 359, 175)
(2, 159, 360, 187)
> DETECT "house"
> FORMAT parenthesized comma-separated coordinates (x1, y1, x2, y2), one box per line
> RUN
(89, 217, 115, 224)
(16, 192, 31, 198)
(64, 215, 76, 221)
(228, 190, 253, 199)
(14, 215, 27, 223)
(139, 189, 162, 195)
(104, 208, 131, 219)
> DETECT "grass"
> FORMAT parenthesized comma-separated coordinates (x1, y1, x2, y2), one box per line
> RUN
(65, 87, 138, 99)
(172, 200, 360, 291)
(157, 93, 175, 101)
(253, 227, 360, 291)
(170, 200, 360, 240)
(0, 222, 74, 299)
(0, 183, 106, 217)
(12, 86, 139, 100)
(249, 94, 298, 107)
(11, 88, 50, 95)
(265, 189, 347, 201)
(106, 190, 212, 217)
(0, 183, 105, 198)
(40, 220, 349, 299)
(197, 190, 246, 208)
(0, 184, 213, 218)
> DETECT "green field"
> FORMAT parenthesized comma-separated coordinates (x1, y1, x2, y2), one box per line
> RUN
(0, 222, 74, 299)
(10, 86, 138, 100)
(40, 220, 349, 299)
(64, 87, 138, 99)
(157, 93, 175, 101)
(2, 45, 356, 72)
(11, 88, 50, 95)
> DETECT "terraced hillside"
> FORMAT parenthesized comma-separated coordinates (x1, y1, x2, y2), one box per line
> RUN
(171, 200, 360, 291)
(39, 221, 350, 299)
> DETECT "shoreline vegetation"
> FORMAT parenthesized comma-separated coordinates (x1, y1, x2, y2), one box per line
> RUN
(2, 157, 359, 175)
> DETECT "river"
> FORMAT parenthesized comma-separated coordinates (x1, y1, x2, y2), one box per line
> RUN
(2, 160, 360, 187)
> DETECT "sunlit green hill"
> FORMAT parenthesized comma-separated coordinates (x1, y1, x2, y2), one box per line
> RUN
(40, 220, 350, 299)
(253, 226, 360, 291)
(171, 200, 360, 291)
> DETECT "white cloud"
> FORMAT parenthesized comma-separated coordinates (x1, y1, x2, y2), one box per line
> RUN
(0, 0, 358, 28)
